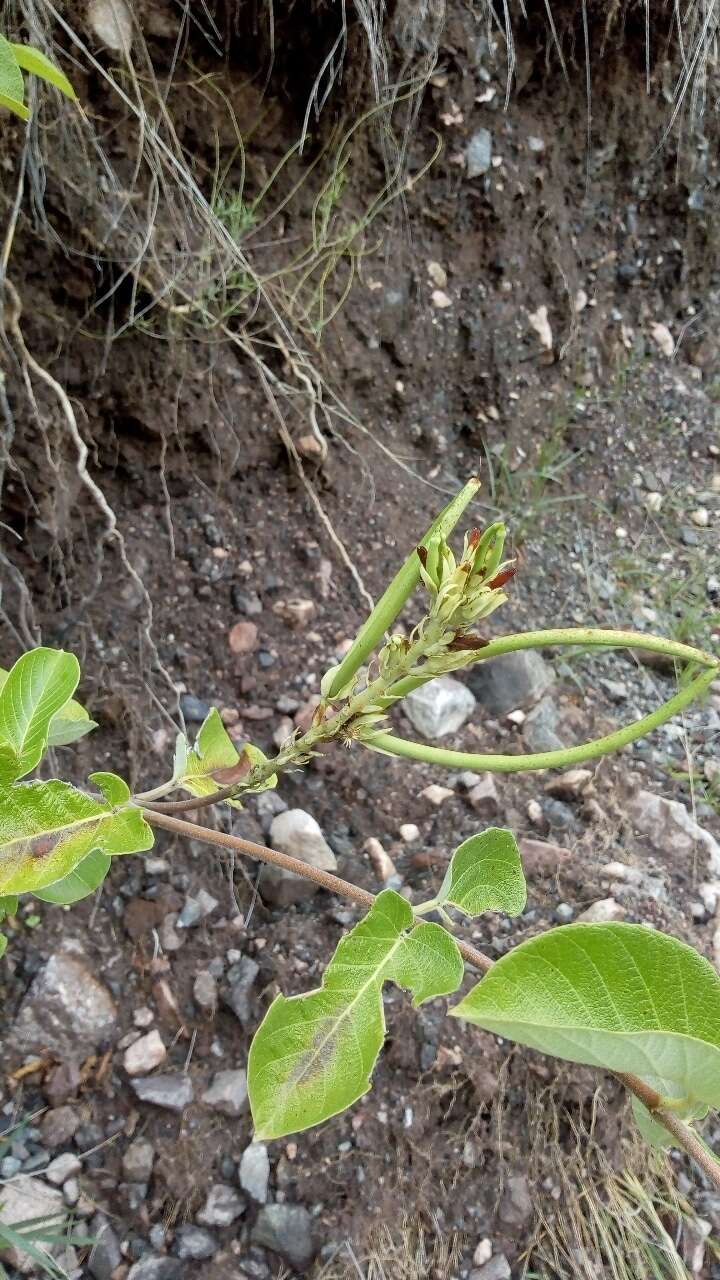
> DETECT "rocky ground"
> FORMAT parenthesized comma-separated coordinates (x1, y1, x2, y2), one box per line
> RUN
(1, 1, 720, 1277)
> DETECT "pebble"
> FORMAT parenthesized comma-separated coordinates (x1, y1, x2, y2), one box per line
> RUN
(364, 837, 398, 884)
(45, 1152, 82, 1185)
(399, 823, 420, 843)
(467, 650, 553, 715)
(11, 951, 117, 1059)
(63, 1177, 79, 1205)
(690, 507, 710, 527)
(231, 587, 262, 616)
(0, 1175, 65, 1271)
(263, 809, 337, 906)
(123, 1030, 167, 1076)
(40, 1106, 80, 1149)
(131, 1073, 194, 1111)
(133, 1007, 155, 1028)
(177, 888, 219, 928)
(127, 1258, 185, 1280)
(89, 1215, 123, 1280)
(0, 1156, 21, 1178)
(473, 1238, 493, 1265)
(122, 1138, 155, 1183)
(577, 897, 626, 923)
(193, 970, 218, 1011)
(472, 1256, 512, 1280)
(498, 1174, 533, 1227)
(467, 774, 500, 817)
(422, 784, 454, 806)
(229, 620, 259, 654)
(507, 708, 526, 725)
(555, 903, 575, 923)
(545, 769, 592, 798)
(627, 790, 720, 875)
(174, 1225, 218, 1260)
(254, 790, 288, 832)
(159, 913, 185, 952)
(180, 694, 211, 722)
(197, 1183, 246, 1227)
(404, 676, 476, 739)
(518, 838, 572, 876)
(272, 598, 316, 628)
(202, 1069, 249, 1117)
(239, 1143, 270, 1203)
(527, 799, 544, 826)
(523, 697, 565, 753)
(465, 127, 492, 177)
(252, 1203, 316, 1271)
(88, 0, 132, 51)
(224, 955, 259, 1026)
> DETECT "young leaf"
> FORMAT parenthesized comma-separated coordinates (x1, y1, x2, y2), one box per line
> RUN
(0, 894, 18, 921)
(0, 932, 6, 959)
(89, 771, 131, 806)
(175, 709, 276, 805)
(0, 779, 153, 895)
(34, 847, 111, 905)
(10, 43, 76, 100)
(0, 671, 96, 748)
(452, 924, 720, 1112)
(249, 888, 463, 1139)
(0, 649, 80, 785)
(0, 33, 28, 119)
(437, 828, 527, 917)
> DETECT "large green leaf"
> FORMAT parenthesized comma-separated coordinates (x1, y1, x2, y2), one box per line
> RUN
(0, 779, 153, 894)
(452, 924, 720, 1115)
(34, 847, 111, 905)
(0, 669, 96, 748)
(0, 34, 27, 119)
(174, 709, 277, 806)
(0, 649, 80, 785)
(436, 828, 527, 918)
(10, 42, 76, 100)
(249, 888, 463, 1139)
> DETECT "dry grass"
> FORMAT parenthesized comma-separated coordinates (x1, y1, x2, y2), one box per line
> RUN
(311, 1214, 463, 1280)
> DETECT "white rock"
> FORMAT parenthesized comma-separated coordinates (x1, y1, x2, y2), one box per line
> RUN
(45, 1153, 82, 1186)
(88, 0, 132, 51)
(193, 970, 218, 1011)
(264, 809, 337, 906)
(404, 676, 476, 739)
(627, 790, 720, 875)
(690, 507, 710, 527)
(467, 774, 500, 816)
(399, 823, 420, 843)
(506, 708, 526, 725)
(528, 305, 553, 351)
(466, 128, 492, 177)
(427, 261, 447, 288)
(473, 1237, 493, 1265)
(123, 1029, 166, 1076)
(422, 784, 454, 806)
(0, 1176, 64, 1272)
(364, 837, 397, 884)
(650, 322, 674, 358)
(577, 898, 626, 923)
(11, 952, 117, 1059)
(432, 289, 452, 309)
(197, 1183, 245, 1227)
(239, 1143, 270, 1203)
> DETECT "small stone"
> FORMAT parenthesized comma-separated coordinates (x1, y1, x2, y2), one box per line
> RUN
(11, 951, 117, 1059)
(0, 1176, 64, 1271)
(254, 790, 288, 833)
(273, 716, 295, 748)
(264, 809, 337, 906)
(555, 903, 575, 923)
(545, 769, 592, 799)
(197, 1183, 245, 1227)
(650, 322, 674, 358)
(527, 135, 545, 152)
(507, 708, 526, 725)
(690, 507, 710, 527)
(123, 1030, 166, 1077)
(133, 1007, 155, 1028)
(177, 888, 219, 929)
(239, 1143, 270, 1203)
(542, 797, 575, 831)
(62, 1178, 79, 1206)
(467, 650, 553, 714)
(127, 1258, 185, 1280)
(158, 914, 184, 952)
(174, 1225, 218, 1260)
(527, 799, 544, 826)
(88, 1215, 122, 1280)
(88, 0, 132, 50)
(229, 621, 259, 655)
(473, 1238, 493, 1265)
(404, 676, 476, 739)
(680, 527, 700, 547)
(577, 897, 626, 923)
(432, 289, 452, 308)
(466, 127, 492, 177)
(627, 790, 720, 875)
(0, 1156, 20, 1178)
(252, 1203, 316, 1271)
(598, 677, 629, 703)
(499, 1174, 533, 1227)
(193, 970, 218, 1011)
(467, 775, 500, 816)
(399, 823, 420, 843)
(122, 1138, 155, 1183)
(224, 956, 259, 1026)
(364, 837, 397, 884)
(180, 694, 211, 722)
(518, 838, 573, 877)
(45, 1152, 81, 1185)
(528, 305, 553, 351)
(297, 434, 324, 459)
(231, 587, 262, 616)
(422, 784, 454, 806)
(40, 1106, 79, 1149)
(131, 1073, 194, 1111)
(472, 1256, 511, 1280)
(523, 697, 565, 753)
(272, 598, 316, 628)
(427, 261, 447, 287)
(202, 1069, 249, 1117)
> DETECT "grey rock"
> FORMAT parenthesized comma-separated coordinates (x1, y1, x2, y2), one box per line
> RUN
(177, 888, 219, 929)
(127, 1258, 186, 1280)
(555, 903, 574, 923)
(498, 1174, 534, 1227)
(180, 694, 211, 722)
(467, 774, 501, 816)
(577, 897, 626, 923)
(193, 970, 218, 1011)
(40, 1106, 80, 1149)
(0, 1175, 65, 1271)
(131, 1073, 194, 1111)
(224, 956, 259, 1025)
(541, 798, 575, 831)
(467, 650, 553, 715)
(599, 677, 629, 703)
(89, 1216, 123, 1280)
(466, 127, 492, 177)
(471, 1257, 512, 1280)
(264, 809, 337, 906)
(254, 790, 288, 833)
(239, 1143, 270, 1203)
(0, 1156, 21, 1178)
(196, 1183, 245, 1227)
(202, 1069, 248, 1117)
(174, 1225, 218, 1260)
(252, 1203, 316, 1271)
(627, 790, 720, 875)
(45, 1152, 81, 1185)
(12, 952, 117, 1059)
(231, 586, 263, 616)
(123, 1138, 155, 1182)
(523, 697, 565, 753)
(404, 676, 476, 739)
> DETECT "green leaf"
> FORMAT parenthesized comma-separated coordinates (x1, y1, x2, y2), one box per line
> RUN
(0, 649, 80, 785)
(35, 847, 111, 904)
(436, 828, 526, 918)
(0, 894, 18, 920)
(0, 669, 96, 748)
(452, 924, 720, 1113)
(89, 771, 130, 806)
(0, 779, 153, 895)
(249, 888, 463, 1139)
(0, 34, 26, 118)
(174, 710, 277, 805)
(10, 43, 76, 100)
(0, 932, 6, 959)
